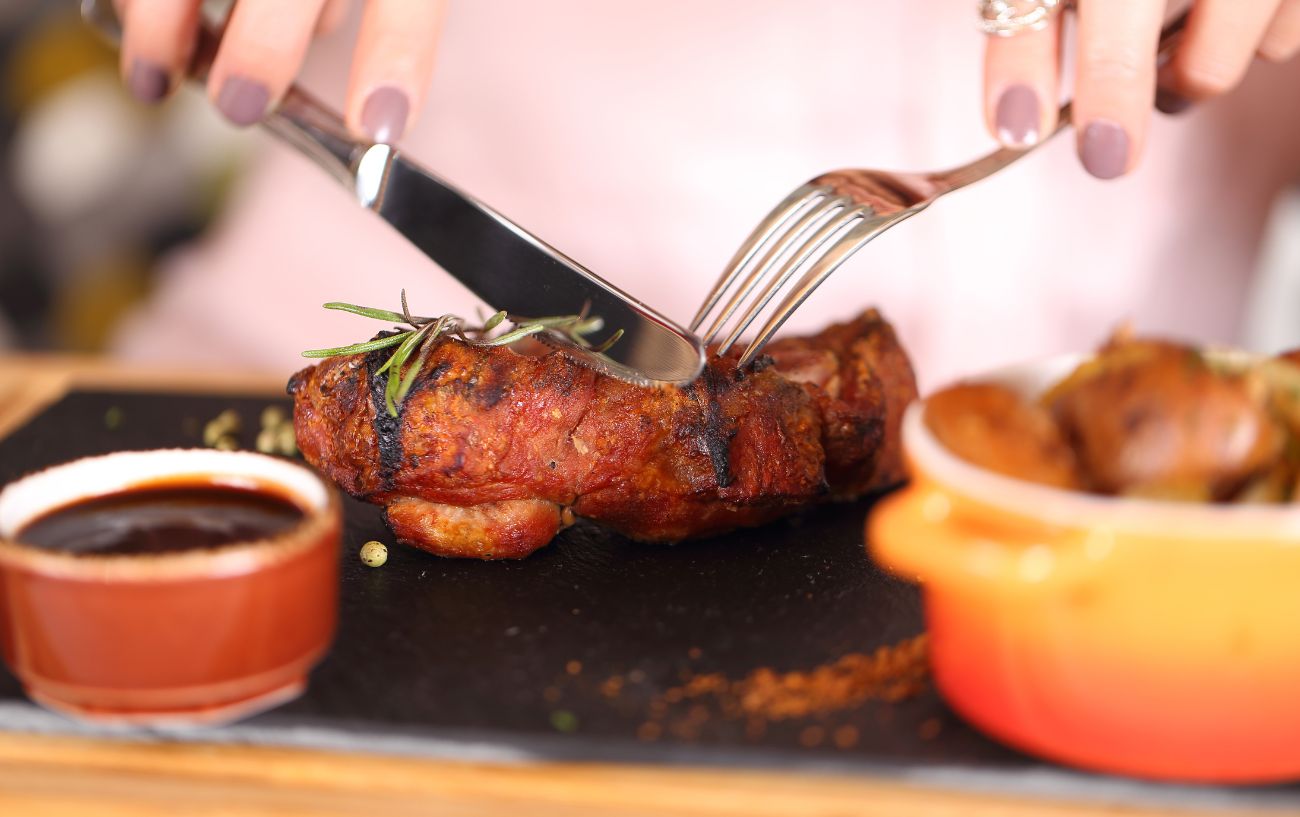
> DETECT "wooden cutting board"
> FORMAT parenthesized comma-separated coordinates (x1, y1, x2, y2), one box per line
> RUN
(0, 385, 1296, 815)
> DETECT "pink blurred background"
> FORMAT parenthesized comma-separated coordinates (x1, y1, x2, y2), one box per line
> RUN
(3, 1, 1300, 390)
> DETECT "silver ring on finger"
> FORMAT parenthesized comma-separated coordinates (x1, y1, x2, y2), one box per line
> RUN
(978, 0, 1069, 37)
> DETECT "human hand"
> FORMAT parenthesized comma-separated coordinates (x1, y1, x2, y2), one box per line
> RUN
(983, 0, 1300, 179)
(117, 0, 445, 143)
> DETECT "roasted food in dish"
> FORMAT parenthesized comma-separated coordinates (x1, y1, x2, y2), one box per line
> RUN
(923, 382, 1081, 490)
(926, 328, 1300, 502)
(290, 310, 917, 558)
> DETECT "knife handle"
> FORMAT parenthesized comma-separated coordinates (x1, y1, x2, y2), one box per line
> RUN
(80, 0, 385, 200)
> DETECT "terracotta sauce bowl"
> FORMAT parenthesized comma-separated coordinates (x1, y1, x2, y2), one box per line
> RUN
(0, 449, 341, 725)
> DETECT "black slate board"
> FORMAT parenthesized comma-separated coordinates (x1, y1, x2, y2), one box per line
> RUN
(0, 390, 1297, 812)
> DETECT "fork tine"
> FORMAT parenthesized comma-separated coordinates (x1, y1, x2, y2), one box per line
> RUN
(701, 194, 855, 347)
(690, 184, 832, 332)
(714, 206, 869, 356)
(737, 211, 917, 369)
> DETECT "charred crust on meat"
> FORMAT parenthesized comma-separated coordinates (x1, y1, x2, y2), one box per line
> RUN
(471, 357, 512, 409)
(365, 345, 405, 488)
(334, 367, 362, 416)
(686, 366, 737, 489)
(410, 360, 453, 397)
(443, 450, 466, 476)
(735, 355, 776, 381)
(286, 368, 309, 396)
(539, 357, 581, 396)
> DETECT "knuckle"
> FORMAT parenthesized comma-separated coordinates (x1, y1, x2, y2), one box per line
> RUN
(1081, 42, 1147, 82)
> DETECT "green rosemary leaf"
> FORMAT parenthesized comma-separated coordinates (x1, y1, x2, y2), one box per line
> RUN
(570, 316, 605, 337)
(588, 328, 624, 354)
(310, 293, 615, 403)
(400, 289, 415, 325)
(376, 323, 433, 376)
(301, 332, 411, 358)
(385, 315, 458, 415)
(396, 332, 438, 405)
(384, 345, 406, 416)
(322, 302, 407, 323)
(384, 378, 400, 416)
(511, 314, 581, 330)
(483, 323, 546, 346)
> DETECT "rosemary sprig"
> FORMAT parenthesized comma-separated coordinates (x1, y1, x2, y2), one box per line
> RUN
(302, 291, 621, 417)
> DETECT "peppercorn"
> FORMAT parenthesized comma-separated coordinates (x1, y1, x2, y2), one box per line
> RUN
(359, 540, 388, 567)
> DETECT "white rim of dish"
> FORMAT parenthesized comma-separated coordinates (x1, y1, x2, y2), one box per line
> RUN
(0, 449, 339, 580)
(908, 354, 1300, 542)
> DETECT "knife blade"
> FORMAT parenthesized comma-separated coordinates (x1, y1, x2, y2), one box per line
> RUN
(81, 0, 707, 387)
(352, 144, 707, 385)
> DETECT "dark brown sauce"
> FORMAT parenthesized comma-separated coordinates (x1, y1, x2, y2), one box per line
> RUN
(17, 482, 306, 556)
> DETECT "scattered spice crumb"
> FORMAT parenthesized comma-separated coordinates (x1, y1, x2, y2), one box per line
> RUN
(833, 725, 860, 749)
(565, 660, 583, 676)
(600, 677, 624, 699)
(104, 406, 123, 430)
(204, 409, 241, 447)
(919, 717, 942, 740)
(603, 634, 928, 748)
(636, 721, 662, 741)
(248, 404, 297, 456)
(256, 428, 279, 455)
(543, 686, 562, 704)
(550, 709, 579, 733)
(276, 425, 298, 456)
(799, 725, 826, 748)
(260, 405, 287, 428)
(687, 646, 702, 660)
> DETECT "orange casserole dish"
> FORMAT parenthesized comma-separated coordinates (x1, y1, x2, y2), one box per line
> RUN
(869, 356, 1300, 783)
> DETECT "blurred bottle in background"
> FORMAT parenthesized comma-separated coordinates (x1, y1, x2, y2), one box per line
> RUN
(0, 0, 245, 352)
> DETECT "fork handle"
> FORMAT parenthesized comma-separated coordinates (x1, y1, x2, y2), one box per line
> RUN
(933, 9, 1190, 193)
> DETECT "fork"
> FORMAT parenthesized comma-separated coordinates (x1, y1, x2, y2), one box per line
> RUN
(692, 11, 1190, 368)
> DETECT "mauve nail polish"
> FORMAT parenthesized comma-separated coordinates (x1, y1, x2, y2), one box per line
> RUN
(1155, 88, 1192, 116)
(128, 59, 168, 104)
(361, 86, 410, 144)
(1080, 120, 1129, 180)
(216, 76, 269, 127)
(995, 85, 1040, 147)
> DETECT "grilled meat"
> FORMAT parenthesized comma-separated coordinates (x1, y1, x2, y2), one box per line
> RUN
(289, 310, 916, 559)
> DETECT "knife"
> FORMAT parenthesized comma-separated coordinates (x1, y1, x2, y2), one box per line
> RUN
(81, 0, 706, 387)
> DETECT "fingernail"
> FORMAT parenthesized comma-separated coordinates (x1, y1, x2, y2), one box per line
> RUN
(1155, 88, 1192, 116)
(128, 59, 169, 104)
(1080, 120, 1129, 180)
(216, 75, 269, 127)
(995, 84, 1040, 147)
(361, 86, 410, 143)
